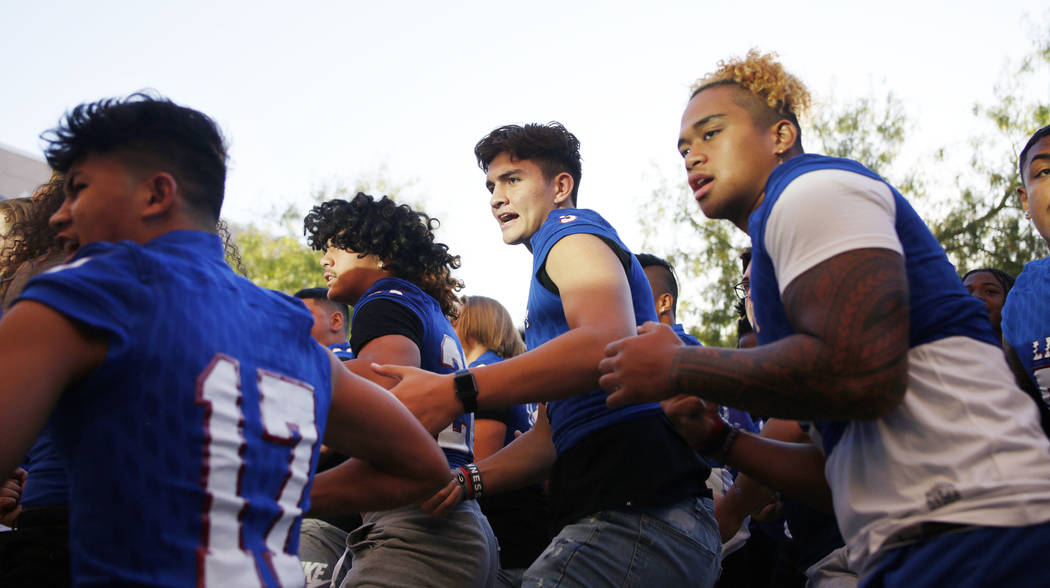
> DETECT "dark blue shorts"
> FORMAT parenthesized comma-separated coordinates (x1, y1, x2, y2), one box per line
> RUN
(862, 520, 1050, 587)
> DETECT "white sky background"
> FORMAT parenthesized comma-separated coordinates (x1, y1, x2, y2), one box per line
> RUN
(2, 0, 1047, 322)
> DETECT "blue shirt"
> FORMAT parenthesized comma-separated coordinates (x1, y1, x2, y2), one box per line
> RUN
(354, 277, 474, 468)
(1002, 256, 1050, 407)
(17, 230, 332, 587)
(525, 208, 662, 454)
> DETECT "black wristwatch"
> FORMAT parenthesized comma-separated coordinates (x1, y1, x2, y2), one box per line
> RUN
(453, 369, 479, 413)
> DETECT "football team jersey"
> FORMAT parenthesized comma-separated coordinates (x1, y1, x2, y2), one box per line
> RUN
(18, 424, 68, 509)
(525, 208, 662, 454)
(328, 342, 353, 361)
(353, 277, 474, 468)
(1002, 256, 1050, 408)
(470, 350, 537, 446)
(748, 154, 1050, 571)
(16, 230, 332, 587)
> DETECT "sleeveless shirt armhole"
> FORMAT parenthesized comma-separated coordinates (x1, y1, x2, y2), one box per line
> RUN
(535, 235, 633, 296)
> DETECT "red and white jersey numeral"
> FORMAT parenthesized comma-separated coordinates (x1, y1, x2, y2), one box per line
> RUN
(196, 354, 319, 587)
(258, 369, 319, 586)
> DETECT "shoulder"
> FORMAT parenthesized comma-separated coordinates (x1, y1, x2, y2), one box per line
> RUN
(530, 209, 618, 255)
(760, 160, 903, 293)
(470, 350, 505, 367)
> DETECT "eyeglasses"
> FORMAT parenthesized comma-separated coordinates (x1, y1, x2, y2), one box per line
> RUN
(733, 279, 751, 300)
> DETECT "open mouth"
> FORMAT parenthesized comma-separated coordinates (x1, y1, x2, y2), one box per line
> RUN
(56, 235, 79, 257)
(691, 176, 713, 199)
(497, 212, 518, 227)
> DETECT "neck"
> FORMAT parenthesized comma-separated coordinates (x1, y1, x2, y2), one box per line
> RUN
(463, 341, 488, 364)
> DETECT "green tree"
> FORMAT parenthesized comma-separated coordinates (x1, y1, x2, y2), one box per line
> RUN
(928, 28, 1050, 277)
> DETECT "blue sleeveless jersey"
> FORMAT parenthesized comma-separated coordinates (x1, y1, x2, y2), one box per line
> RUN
(19, 423, 68, 509)
(748, 154, 996, 454)
(470, 351, 537, 446)
(16, 230, 332, 587)
(1002, 257, 1050, 407)
(328, 342, 353, 360)
(525, 208, 662, 454)
(354, 277, 474, 468)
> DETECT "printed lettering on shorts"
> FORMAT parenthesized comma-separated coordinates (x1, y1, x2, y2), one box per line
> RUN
(196, 353, 319, 586)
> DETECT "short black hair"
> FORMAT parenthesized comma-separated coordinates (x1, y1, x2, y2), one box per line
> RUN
(1020, 124, 1050, 183)
(42, 92, 228, 223)
(474, 122, 582, 206)
(962, 268, 1015, 296)
(303, 193, 463, 319)
(637, 252, 679, 317)
(294, 287, 351, 332)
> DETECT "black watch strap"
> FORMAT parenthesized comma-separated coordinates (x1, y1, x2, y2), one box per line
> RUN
(453, 369, 478, 413)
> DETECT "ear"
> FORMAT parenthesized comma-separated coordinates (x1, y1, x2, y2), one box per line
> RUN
(551, 171, 575, 207)
(1018, 185, 1029, 212)
(330, 310, 345, 334)
(655, 292, 674, 318)
(772, 120, 799, 156)
(141, 172, 178, 220)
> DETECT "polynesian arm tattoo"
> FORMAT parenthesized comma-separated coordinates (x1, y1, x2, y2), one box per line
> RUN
(670, 248, 909, 421)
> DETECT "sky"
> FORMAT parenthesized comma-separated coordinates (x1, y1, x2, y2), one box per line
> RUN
(2, 0, 1047, 322)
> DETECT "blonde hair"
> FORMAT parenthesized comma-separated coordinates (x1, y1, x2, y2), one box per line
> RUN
(691, 49, 811, 129)
(455, 295, 526, 359)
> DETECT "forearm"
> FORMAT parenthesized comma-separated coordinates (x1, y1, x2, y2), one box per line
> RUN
(473, 325, 627, 409)
(671, 332, 905, 420)
(723, 431, 832, 512)
(474, 424, 556, 495)
(308, 458, 450, 515)
(716, 473, 778, 542)
(674, 249, 909, 421)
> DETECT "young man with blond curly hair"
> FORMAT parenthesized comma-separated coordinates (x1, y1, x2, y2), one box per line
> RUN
(600, 51, 1050, 585)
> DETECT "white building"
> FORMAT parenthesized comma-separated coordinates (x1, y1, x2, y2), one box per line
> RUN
(0, 143, 50, 201)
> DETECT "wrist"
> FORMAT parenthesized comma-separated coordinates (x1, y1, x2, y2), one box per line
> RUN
(453, 369, 479, 414)
(691, 417, 739, 465)
(454, 464, 483, 499)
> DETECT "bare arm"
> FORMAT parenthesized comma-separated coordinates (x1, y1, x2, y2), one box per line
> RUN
(421, 404, 557, 518)
(0, 301, 107, 477)
(473, 419, 509, 462)
(311, 351, 448, 515)
(342, 334, 421, 389)
(377, 233, 637, 433)
(716, 419, 831, 540)
(603, 248, 909, 420)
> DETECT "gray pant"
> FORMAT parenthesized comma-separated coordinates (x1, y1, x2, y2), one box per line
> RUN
(299, 518, 350, 588)
(338, 500, 499, 588)
(805, 545, 858, 588)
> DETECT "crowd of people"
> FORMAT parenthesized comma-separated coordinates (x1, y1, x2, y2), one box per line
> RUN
(0, 49, 1048, 587)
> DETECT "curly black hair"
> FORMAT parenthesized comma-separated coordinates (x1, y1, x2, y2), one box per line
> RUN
(303, 193, 463, 318)
(0, 174, 66, 303)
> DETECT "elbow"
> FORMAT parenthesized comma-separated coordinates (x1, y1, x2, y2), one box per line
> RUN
(847, 359, 908, 420)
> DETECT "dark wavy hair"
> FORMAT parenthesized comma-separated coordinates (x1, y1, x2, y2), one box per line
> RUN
(303, 193, 463, 318)
(42, 92, 228, 223)
(0, 175, 65, 303)
(474, 122, 582, 206)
